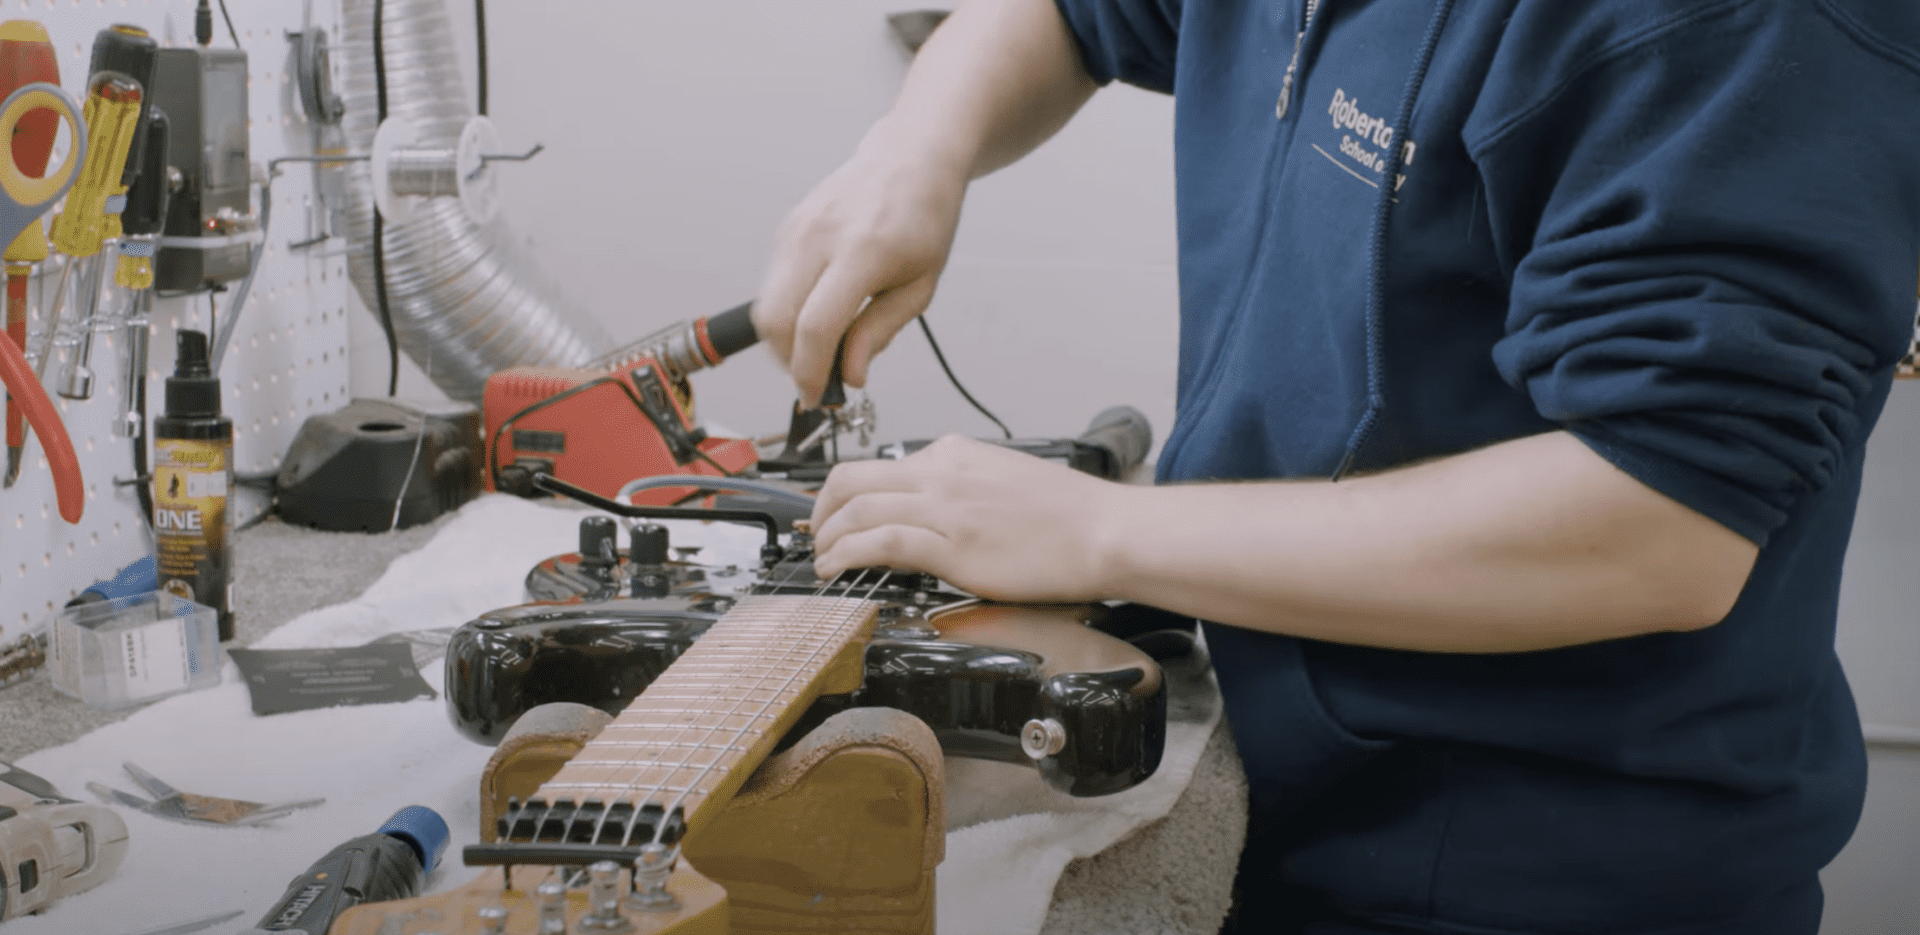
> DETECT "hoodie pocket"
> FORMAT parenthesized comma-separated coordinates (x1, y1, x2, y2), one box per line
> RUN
(1203, 623, 1398, 830)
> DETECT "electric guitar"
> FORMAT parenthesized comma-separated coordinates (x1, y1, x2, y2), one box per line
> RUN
(445, 514, 1172, 798)
(334, 523, 1175, 934)
(330, 506, 1167, 935)
(334, 566, 905, 933)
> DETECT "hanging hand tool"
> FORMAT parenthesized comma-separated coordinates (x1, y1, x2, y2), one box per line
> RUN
(114, 107, 166, 450)
(39, 25, 153, 381)
(0, 80, 88, 522)
(0, 20, 57, 488)
(51, 24, 157, 402)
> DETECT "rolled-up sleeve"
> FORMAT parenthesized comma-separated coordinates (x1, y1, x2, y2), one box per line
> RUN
(1051, 0, 1182, 93)
(1475, 6, 1920, 546)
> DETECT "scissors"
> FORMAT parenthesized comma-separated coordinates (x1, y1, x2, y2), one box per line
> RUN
(88, 761, 326, 827)
(0, 80, 85, 522)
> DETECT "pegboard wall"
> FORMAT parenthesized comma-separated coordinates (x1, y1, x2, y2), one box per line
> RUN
(1, 0, 353, 636)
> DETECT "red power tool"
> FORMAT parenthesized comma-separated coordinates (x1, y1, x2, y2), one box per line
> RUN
(483, 302, 762, 504)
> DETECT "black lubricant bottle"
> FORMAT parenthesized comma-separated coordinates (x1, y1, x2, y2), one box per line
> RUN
(152, 330, 234, 639)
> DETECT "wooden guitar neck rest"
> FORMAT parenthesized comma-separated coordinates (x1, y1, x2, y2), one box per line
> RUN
(479, 700, 946, 935)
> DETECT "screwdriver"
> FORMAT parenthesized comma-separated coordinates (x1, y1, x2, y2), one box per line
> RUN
(113, 106, 167, 522)
(0, 20, 57, 488)
(50, 24, 156, 402)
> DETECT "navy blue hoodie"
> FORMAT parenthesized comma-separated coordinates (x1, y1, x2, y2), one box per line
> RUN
(1050, 0, 1920, 931)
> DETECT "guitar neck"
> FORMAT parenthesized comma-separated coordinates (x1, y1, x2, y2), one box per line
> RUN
(522, 593, 879, 844)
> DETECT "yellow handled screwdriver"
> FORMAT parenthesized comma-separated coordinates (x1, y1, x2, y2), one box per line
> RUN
(35, 25, 151, 398)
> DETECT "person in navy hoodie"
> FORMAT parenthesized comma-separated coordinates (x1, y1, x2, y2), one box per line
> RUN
(751, 0, 1920, 932)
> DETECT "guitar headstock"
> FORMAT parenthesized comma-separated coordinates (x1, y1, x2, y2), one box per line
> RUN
(327, 853, 727, 935)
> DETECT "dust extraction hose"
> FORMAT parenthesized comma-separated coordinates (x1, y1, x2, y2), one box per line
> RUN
(331, 0, 610, 403)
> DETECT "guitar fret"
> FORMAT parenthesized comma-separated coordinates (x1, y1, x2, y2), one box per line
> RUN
(590, 738, 744, 751)
(540, 781, 702, 795)
(608, 720, 765, 735)
(565, 756, 729, 769)
(534, 594, 883, 822)
(559, 760, 732, 779)
(602, 710, 775, 718)
(636, 685, 800, 697)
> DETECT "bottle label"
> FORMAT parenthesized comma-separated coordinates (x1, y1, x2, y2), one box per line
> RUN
(153, 438, 231, 615)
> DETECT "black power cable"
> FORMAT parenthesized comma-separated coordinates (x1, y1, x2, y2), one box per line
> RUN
(917, 315, 1012, 439)
(371, 0, 400, 396)
(215, 0, 241, 47)
(126, 365, 153, 527)
(474, 0, 488, 116)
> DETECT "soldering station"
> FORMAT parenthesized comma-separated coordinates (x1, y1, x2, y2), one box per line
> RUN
(0, 3, 1211, 934)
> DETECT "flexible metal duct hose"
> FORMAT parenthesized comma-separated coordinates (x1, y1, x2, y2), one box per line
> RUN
(332, 0, 610, 402)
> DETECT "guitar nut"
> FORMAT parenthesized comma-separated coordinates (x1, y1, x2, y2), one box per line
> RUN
(1021, 718, 1068, 760)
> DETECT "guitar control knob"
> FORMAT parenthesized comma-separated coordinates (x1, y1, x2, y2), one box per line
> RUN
(578, 516, 618, 567)
(630, 522, 669, 565)
(1021, 718, 1068, 760)
(630, 523, 671, 598)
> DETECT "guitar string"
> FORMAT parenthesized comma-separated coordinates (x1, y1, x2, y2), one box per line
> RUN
(602, 563, 887, 847)
(570, 552, 844, 847)
(639, 567, 896, 847)
(527, 535, 831, 847)
(618, 566, 894, 847)
(549, 542, 892, 848)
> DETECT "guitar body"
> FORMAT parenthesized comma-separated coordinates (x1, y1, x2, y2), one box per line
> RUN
(481, 703, 944, 935)
(447, 550, 1169, 797)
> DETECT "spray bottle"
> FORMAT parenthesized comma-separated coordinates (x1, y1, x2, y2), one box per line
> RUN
(152, 329, 233, 639)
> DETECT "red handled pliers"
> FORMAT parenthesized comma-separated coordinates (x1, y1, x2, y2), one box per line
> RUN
(0, 80, 86, 522)
(0, 327, 79, 521)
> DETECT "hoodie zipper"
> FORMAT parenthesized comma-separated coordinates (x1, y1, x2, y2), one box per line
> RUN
(1275, 0, 1324, 118)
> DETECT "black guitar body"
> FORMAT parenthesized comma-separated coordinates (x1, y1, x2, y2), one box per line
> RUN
(445, 536, 1175, 797)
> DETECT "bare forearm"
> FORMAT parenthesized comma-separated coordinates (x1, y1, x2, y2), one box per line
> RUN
(878, 0, 1098, 180)
(1093, 432, 1760, 652)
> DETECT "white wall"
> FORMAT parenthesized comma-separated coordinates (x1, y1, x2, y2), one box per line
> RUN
(340, 1, 1915, 929)
(1824, 380, 1920, 935)
(352, 0, 1180, 451)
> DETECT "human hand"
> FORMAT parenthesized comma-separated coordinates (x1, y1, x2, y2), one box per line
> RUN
(809, 435, 1130, 603)
(753, 119, 970, 407)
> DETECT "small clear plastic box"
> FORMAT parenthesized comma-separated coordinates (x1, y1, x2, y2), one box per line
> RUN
(48, 591, 222, 709)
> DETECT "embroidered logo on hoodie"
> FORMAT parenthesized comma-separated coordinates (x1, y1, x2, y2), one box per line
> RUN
(1316, 89, 1417, 192)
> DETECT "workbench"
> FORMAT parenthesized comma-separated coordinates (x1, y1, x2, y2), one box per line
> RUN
(0, 501, 1245, 935)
